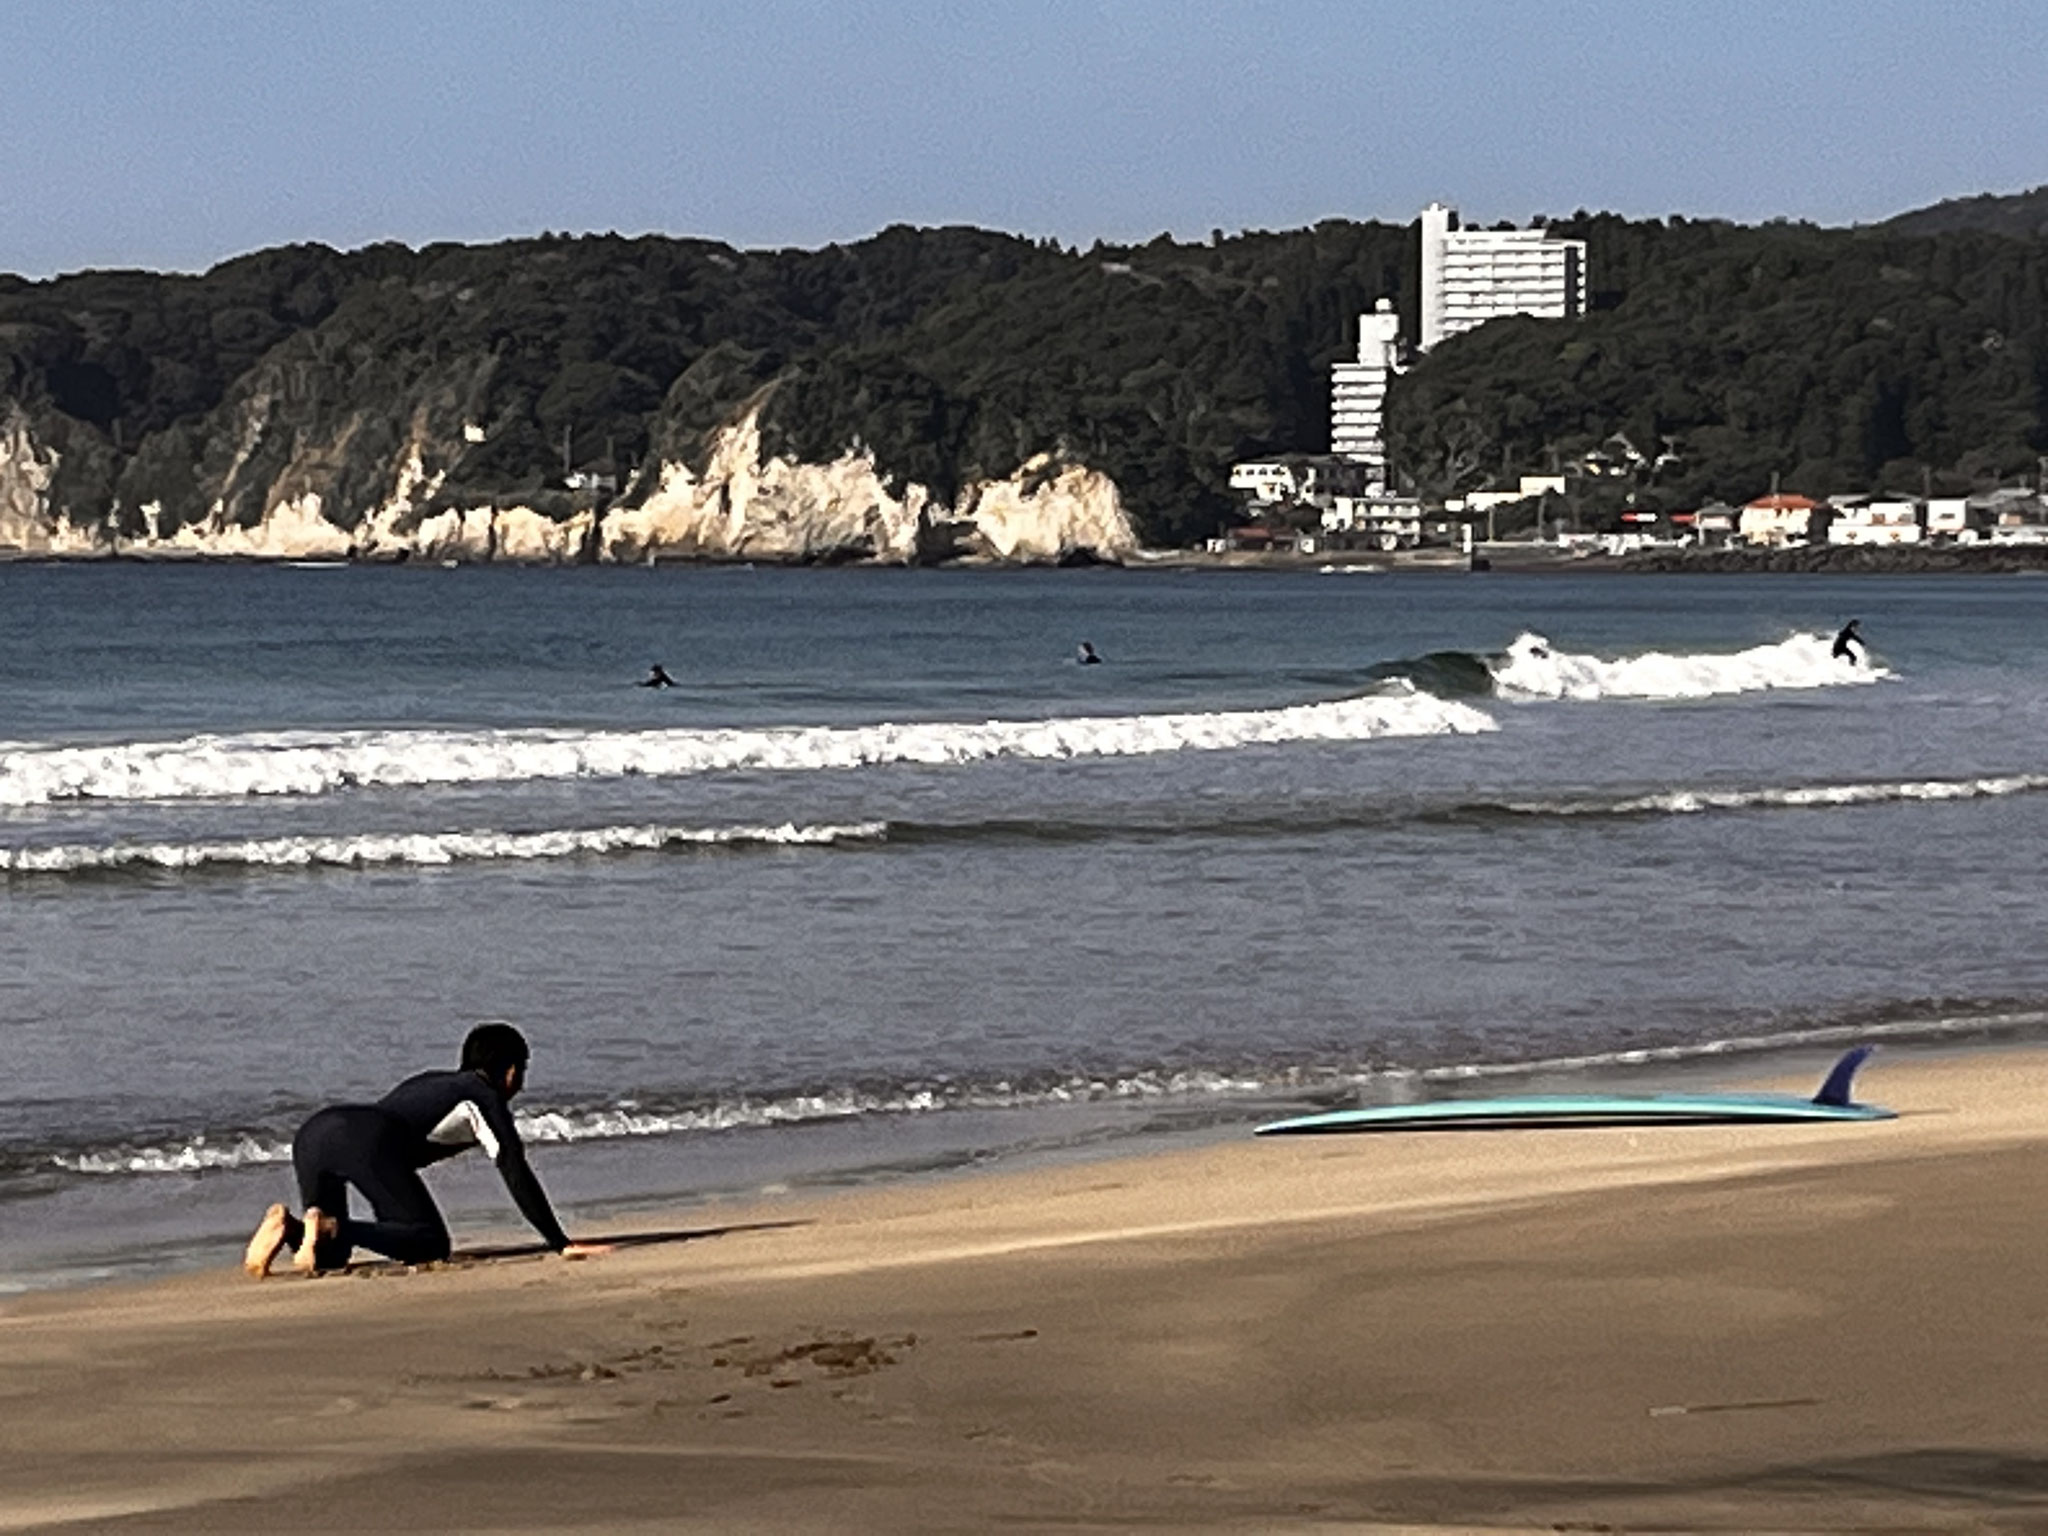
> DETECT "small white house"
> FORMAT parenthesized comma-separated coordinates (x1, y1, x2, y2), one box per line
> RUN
(1926, 498, 1974, 541)
(1448, 476, 1567, 514)
(1322, 496, 1424, 550)
(1977, 489, 2048, 543)
(1828, 500, 1921, 546)
(1229, 462, 1309, 504)
(1685, 503, 1739, 545)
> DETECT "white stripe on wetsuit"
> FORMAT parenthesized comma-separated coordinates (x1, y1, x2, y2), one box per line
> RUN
(425, 1100, 500, 1161)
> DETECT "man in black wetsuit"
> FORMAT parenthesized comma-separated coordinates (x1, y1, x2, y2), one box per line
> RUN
(1832, 619, 1864, 663)
(243, 1022, 606, 1277)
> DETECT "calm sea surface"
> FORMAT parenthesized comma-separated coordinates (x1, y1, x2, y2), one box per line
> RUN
(3, 562, 2045, 1288)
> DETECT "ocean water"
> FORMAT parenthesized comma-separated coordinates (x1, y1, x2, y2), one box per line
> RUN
(4, 561, 2046, 1289)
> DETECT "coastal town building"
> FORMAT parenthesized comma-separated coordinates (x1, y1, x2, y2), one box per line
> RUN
(1447, 476, 1568, 515)
(1226, 457, 1369, 509)
(1314, 205, 1590, 484)
(1828, 501, 1922, 546)
(1687, 502, 1740, 544)
(1328, 300, 1403, 476)
(1320, 493, 1427, 551)
(1738, 492, 1822, 547)
(1926, 498, 1973, 539)
(1420, 203, 1587, 353)
(1973, 487, 2048, 541)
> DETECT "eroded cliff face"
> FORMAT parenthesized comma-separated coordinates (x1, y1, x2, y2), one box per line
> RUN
(0, 406, 105, 555)
(0, 402, 1137, 565)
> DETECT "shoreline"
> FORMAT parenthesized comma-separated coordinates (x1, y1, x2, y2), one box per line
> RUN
(12, 1028, 2035, 1302)
(7, 1045, 2048, 1530)
(7, 541, 2048, 574)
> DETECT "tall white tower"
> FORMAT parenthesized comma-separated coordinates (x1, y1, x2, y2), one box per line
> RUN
(1419, 202, 1455, 353)
(1330, 299, 1403, 481)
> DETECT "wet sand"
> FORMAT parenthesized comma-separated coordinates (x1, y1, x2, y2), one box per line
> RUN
(5, 1049, 2047, 1532)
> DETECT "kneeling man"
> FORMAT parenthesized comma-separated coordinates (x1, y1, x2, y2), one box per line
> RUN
(244, 1022, 606, 1276)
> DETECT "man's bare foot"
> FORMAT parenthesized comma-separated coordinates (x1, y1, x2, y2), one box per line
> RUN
(243, 1203, 291, 1279)
(292, 1207, 337, 1275)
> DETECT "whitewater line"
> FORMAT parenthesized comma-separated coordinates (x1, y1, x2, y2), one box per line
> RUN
(1508, 774, 2048, 819)
(0, 820, 887, 875)
(0, 693, 1495, 808)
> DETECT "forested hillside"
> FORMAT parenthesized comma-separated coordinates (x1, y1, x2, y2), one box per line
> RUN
(1881, 185, 2048, 241)
(4, 203, 2046, 547)
(0, 225, 1410, 547)
(1387, 213, 2048, 510)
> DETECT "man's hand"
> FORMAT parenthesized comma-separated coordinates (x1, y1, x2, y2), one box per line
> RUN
(560, 1242, 616, 1261)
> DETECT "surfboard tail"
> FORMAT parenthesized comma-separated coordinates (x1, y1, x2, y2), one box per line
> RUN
(1813, 1045, 1875, 1108)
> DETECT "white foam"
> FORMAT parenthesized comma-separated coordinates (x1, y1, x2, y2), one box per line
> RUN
(0, 820, 885, 875)
(0, 693, 1496, 808)
(58, 1134, 289, 1175)
(1515, 774, 2048, 819)
(47, 1067, 1282, 1177)
(1488, 630, 1885, 701)
(1610, 775, 2048, 815)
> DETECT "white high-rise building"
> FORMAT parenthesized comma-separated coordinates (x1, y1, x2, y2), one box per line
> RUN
(1329, 299, 1402, 475)
(1419, 202, 1585, 352)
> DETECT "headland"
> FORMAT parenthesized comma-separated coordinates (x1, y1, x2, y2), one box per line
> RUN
(9, 203, 2048, 568)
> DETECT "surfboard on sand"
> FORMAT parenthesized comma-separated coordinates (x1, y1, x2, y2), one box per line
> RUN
(1254, 1045, 1895, 1136)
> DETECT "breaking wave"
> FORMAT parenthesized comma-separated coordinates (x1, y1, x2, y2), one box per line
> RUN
(1486, 630, 1883, 701)
(895, 772, 2048, 843)
(0, 820, 885, 876)
(7, 772, 2041, 879)
(0, 634, 1888, 811)
(1531, 775, 2048, 819)
(0, 691, 1494, 808)
(1361, 649, 1500, 698)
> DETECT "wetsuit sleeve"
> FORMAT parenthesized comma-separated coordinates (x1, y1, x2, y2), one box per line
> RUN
(478, 1093, 572, 1251)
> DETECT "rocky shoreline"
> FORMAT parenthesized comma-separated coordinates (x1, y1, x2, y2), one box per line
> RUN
(1616, 542, 2048, 574)
(7, 536, 2047, 575)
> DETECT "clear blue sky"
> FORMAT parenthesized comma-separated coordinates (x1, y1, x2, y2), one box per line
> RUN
(4, 0, 2044, 277)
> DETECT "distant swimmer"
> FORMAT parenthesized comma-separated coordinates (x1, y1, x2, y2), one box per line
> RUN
(1832, 619, 1865, 664)
(1076, 641, 1103, 665)
(639, 664, 676, 688)
(242, 1023, 612, 1277)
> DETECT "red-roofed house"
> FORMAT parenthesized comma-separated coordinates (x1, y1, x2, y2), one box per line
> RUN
(1739, 493, 1823, 548)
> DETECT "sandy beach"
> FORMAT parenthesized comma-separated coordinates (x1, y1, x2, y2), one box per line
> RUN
(5, 1048, 2048, 1532)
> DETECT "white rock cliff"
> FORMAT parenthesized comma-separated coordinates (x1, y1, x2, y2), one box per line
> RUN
(0, 406, 1138, 565)
(0, 407, 105, 555)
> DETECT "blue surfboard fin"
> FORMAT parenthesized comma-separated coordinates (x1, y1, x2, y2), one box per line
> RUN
(1813, 1045, 1875, 1108)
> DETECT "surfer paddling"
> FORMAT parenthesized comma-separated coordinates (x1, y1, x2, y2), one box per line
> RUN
(1832, 619, 1865, 664)
(243, 1023, 611, 1277)
(639, 663, 676, 688)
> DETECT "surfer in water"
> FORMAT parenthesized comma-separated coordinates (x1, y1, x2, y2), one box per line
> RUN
(1076, 641, 1103, 665)
(639, 663, 676, 688)
(242, 1023, 611, 1277)
(1832, 619, 1865, 664)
